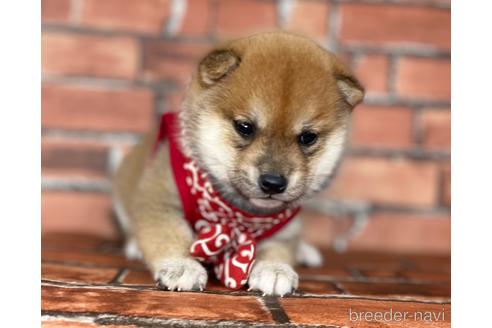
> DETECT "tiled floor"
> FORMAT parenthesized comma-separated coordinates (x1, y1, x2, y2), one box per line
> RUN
(41, 234, 451, 327)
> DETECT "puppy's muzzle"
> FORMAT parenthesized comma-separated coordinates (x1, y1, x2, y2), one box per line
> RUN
(259, 174, 287, 194)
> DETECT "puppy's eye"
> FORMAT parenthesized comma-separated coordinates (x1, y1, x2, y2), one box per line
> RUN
(298, 131, 318, 146)
(233, 120, 255, 137)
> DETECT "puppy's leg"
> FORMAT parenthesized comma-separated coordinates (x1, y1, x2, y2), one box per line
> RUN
(129, 144, 207, 291)
(248, 218, 301, 296)
(296, 240, 323, 267)
(132, 205, 207, 291)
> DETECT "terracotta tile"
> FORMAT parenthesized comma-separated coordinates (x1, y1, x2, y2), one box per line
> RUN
(42, 320, 133, 327)
(42, 248, 145, 270)
(402, 271, 451, 283)
(297, 280, 342, 295)
(319, 251, 408, 272)
(341, 281, 450, 299)
(122, 270, 154, 285)
(405, 255, 451, 274)
(282, 297, 450, 327)
(202, 278, 233, 293)
(297, 266, 353, 279)
(123, 269, 239, 293)
(359, 269, 401, 279)
(42, 263, 118, 284)
(42, 233, 121, 251)
(42, 285, 273, 323)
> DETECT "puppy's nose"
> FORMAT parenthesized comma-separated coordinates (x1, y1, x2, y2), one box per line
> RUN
(259, 174, 287, 194)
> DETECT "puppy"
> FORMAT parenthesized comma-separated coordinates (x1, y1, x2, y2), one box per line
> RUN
(112, 32, 364, 296)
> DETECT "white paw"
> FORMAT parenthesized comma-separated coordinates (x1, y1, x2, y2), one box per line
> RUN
(248, 261, 298, 296)
(124, 239, 143, 260)
(296, 241, 323, 267)
(153, 258, 207, 291)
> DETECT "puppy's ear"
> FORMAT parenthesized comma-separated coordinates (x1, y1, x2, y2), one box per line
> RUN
(333, 61, 365, 109)
(336, 74, 365, 108)
(198, 49, 241, 87)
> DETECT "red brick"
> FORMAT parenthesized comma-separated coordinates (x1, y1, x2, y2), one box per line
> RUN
(348, 212, 451, 254)
(420, 110, 450, 150)
(42, 139, 108, 178)
(161, 88, 186, 112)
(42, 0, 71, 23)
(441, 163, 451, 207)
(301, 211, 352, 249)
(42, 285, 274, 323)
(351, 106, 413, 148)
(286, 0, 329, 41)
(42, 32, 138, 79)
(41, 192, 117, 238)
(282, 297, 451, 326)
(42, 83, 154, 132)
(340, 4, 450, 49)
(80, 0, 170, 34)
(327, 157, 439, 207)
(144, 40, 211, 59)
(354, 55, 389, 95)
(338, 51, 352, 67)
(143, 41, 211, 84)
(179, 0, 211, 36)
(396, 57, 450, 100)
(216, 0, 277, 37)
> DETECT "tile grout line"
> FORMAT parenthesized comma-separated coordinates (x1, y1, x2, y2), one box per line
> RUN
(42, 310, 332, 328)
(330, 281, 348, 295)
(260, 295, 290, 324)
(41, 280, 451, 304)
(42, 259, 450, 285)
(108, 268, 129, 285)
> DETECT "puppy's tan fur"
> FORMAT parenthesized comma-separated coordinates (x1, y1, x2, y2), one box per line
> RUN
(112, 32, 364, 295)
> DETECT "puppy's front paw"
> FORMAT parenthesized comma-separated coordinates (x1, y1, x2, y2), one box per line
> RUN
(248, 261, 298, 296)
(153, 258, 207, 291)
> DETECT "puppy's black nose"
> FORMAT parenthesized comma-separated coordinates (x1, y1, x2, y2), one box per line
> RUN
(259, 174, 287, 194)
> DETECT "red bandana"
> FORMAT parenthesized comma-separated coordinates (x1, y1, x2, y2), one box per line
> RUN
(155, 113, 300, 289)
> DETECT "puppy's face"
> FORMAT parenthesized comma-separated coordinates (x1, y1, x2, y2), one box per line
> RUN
(181, 33, 364, 212)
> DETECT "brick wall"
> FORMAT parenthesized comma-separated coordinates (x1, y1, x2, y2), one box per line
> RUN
(41, 0, 451, 254)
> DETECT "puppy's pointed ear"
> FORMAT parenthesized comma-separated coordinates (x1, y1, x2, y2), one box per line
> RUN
(198, 49, 241, 87)
(333, 61, 365, 109)
(336, 74, 365, 108)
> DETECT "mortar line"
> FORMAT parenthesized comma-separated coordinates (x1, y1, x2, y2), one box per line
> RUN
(261, 295, 291, 324)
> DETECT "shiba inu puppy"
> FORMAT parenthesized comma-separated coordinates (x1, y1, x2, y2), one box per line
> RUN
(112, 32, 364, 296)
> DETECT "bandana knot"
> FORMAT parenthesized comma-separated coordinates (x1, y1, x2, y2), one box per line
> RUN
(190, 224, 256, 289)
